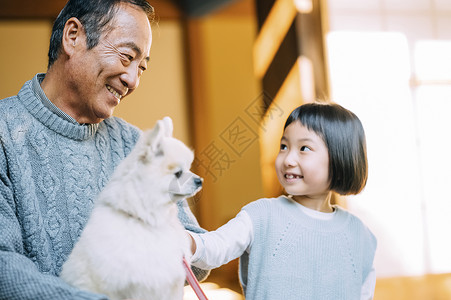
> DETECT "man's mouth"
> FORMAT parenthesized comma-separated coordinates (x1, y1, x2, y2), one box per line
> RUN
(106, 85, 124, 101)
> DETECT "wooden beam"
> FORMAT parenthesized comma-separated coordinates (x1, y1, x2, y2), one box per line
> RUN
(152, 1, 183, 20)
(0, 0, 68, 19)
(0, 0, 182, 20)
(205, 0, 254, 18)
(253, 0, 297, 78)
(254, 0, 329, 104)
(296, 0, 330, 101)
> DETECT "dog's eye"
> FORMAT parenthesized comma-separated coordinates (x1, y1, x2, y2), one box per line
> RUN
(175, 170, 183, 179)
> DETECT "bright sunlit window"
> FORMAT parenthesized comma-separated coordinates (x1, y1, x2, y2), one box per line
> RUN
(326, 32, 451, 277)
(413, 41, 451, 274)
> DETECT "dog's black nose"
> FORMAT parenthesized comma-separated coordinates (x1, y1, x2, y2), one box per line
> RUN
(194, 178, 203, 187)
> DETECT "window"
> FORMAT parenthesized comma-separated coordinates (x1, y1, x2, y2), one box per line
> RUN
(327, 32, 451, 276)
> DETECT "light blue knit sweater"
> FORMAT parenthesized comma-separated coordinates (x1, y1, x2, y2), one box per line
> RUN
(239, 197, 377, 300)
(0, 74, 207, 299)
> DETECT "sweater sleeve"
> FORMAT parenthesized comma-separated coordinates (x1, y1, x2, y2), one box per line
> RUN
(190, 210, 253, 270)
(0, 138, 107, 300)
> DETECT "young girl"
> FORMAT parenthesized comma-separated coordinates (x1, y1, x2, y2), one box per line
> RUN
(189, 102, 377, 300)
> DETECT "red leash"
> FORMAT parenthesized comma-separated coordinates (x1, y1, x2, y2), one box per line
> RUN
(183, 257, 209, 300)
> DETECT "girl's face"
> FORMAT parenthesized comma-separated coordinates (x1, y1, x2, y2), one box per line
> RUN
(275, 121, 331, 209)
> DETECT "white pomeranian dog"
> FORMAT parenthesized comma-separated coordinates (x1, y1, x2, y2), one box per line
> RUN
(61, 117, 203, 300)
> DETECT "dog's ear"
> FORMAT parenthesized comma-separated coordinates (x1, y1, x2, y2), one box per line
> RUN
(136, 119, 166, 162)
(136, 117, 175, 162)
(160, 116, 173, 138)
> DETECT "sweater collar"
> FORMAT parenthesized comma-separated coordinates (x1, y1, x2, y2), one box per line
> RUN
(280, 196, 350, 232)
(19, 73, 100, 141)
(33, 73, 79, 124)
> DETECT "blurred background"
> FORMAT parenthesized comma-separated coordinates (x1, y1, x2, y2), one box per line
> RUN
(1, 0, 451, 299)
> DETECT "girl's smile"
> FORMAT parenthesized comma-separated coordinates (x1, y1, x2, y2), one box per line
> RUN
(284, 172, 304, 181)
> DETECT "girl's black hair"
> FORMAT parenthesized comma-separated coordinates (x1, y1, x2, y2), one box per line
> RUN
(47, 0, 154, 69)
(284, 102, 368, 195)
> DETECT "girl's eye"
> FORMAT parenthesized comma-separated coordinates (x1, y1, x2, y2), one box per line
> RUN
(300, 146, 311, 152)
(280, 144, 287, 151)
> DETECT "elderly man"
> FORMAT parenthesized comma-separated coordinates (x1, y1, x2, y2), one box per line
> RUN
(0, 0, 207, 299)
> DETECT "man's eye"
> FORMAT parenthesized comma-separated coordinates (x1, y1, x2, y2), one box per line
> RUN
(175, 171, 183, 179)
(121, 53, 133, 62)
(300, 146, 311, 152)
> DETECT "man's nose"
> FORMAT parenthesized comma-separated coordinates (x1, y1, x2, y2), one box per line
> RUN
(120, 67, 140, 91)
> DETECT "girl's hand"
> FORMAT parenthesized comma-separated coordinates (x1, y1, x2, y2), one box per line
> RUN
(187, 231, 197, 255)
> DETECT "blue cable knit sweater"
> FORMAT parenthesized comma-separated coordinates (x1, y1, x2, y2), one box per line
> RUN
(0, 74, 206, 300)
(239, 197, 377, 300)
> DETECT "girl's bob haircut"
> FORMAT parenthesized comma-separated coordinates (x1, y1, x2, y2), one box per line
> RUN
(284, 102, 368, 195)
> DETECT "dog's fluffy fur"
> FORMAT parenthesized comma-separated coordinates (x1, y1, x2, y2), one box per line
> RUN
(61, 117, 202, 300)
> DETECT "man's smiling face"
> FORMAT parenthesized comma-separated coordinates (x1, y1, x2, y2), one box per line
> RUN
(68, 3, 152, 123)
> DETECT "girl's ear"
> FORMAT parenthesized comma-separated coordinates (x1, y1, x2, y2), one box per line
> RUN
(62, 17, 84, 57)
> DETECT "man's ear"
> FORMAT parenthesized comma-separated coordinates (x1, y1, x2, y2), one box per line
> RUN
(62, 17, 84, 57)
